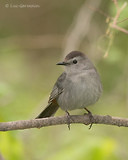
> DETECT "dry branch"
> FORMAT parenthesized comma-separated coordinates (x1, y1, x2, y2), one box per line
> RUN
(111, 1, 128, 34)
(0, 114, 128, 132)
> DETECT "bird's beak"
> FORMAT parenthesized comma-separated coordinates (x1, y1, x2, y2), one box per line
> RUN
(56, 61, 68, 65)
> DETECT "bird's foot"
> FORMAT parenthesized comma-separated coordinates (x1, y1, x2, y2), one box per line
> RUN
(65, 110, 71, 130)
(84, 108, 94, 129)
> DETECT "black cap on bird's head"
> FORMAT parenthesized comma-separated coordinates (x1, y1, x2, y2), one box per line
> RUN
(56, 51, 86, 66)
(65, 51, 86, 61)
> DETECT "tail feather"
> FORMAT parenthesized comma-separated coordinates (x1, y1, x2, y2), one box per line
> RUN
(35, 103, 59, 119)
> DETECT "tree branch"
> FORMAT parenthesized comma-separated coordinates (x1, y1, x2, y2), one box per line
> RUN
(0, 114, 128, 131)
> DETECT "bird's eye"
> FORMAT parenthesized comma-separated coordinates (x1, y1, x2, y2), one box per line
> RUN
(73, 59, 77, 64)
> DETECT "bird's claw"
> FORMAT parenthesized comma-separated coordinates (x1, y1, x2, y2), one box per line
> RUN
(84, 108, 94, 129)
(65, 110, 71, 130)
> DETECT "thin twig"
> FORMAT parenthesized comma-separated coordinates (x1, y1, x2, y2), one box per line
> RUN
(117, 17, 128, 24)
(111, 24, 128, 35)
(0, 114, 128, 132)
(88, 5, 113, 20)
(103, 1, 128, 57)
(112, 2, 127, 27)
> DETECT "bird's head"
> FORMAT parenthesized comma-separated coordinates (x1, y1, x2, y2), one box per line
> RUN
(57, 51, 94, 74)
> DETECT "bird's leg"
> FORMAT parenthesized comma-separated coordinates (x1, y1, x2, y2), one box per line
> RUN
(65, 110, 71, 130)
(84, 108, 94, 129)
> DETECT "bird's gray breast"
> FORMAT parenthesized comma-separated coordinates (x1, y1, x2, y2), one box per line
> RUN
(57, 69, 102, 111)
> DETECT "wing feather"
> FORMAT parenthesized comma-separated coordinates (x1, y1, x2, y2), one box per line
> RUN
(48, 72, 66, 103)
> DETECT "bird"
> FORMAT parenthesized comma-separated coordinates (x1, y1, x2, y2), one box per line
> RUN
(36, 51, 102, 127)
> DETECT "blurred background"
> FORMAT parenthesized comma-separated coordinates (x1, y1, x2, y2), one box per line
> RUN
(0, 0, 128, 159)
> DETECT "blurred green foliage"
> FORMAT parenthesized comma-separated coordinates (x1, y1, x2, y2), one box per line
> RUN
(0, 0, 128, 160)
(0, 132, 24, 160)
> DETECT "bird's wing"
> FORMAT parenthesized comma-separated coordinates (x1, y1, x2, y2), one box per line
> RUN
(48, 72, 66, 103)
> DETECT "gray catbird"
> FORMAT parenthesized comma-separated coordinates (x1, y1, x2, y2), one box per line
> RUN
(36, 51, 102, 119)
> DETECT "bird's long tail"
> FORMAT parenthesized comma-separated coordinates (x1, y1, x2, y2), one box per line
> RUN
(35, 103, 59, 119)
